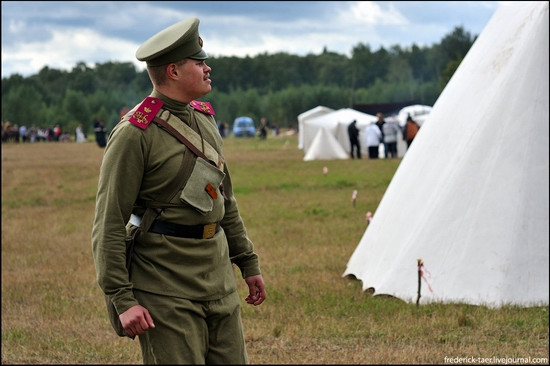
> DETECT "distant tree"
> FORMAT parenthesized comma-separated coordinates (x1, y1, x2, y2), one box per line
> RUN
(426, 26, 475, 83)
(439, 26, 474, 61)
(68, 62, 97, 95)
(351, 44, 391, 88)
(1, 73, 26, 97)
(386, 57, 413, 84)
(315, 51, 350, 87)
(132, 69, 153, 97)
(33, 66, 69, 105)
(95, 61, 137, 87)
(351, 43, 374, 88)
(439, 57, 463, 92)
(44, 103, 72, 131)
(207, 56, 243, 93)
(407, 44, 430, 82)
(2, 84, 46, 127)
(63, 89, 91, 133)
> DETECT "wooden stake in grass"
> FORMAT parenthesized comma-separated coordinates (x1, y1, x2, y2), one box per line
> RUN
(351, 190, 357, 207)
(416, 259, 423, 306)
(416, 258, 433, 306)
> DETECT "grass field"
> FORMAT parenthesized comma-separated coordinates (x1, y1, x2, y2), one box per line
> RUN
(2, 134, 548, 364)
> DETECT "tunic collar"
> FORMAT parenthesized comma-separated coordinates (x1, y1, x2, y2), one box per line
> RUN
(150, 89, 191, 124)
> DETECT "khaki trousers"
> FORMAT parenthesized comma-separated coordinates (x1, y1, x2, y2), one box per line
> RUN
(134, 289, 248, 364)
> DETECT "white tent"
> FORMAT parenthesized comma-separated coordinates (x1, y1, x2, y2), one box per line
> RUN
(303, 127, 349, 161)
(396, 104, 433, 127)
(297, 106, 334, 149)
(302, 108, 378, 160)
(343, 1, 549, 307)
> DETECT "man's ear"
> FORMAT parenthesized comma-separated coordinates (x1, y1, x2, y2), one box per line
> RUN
(167, 64, 178, 79)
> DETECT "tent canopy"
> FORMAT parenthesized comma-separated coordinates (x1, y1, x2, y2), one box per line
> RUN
(343, 1, 549, 308)
(301, 108, 378, 159)
(297, 106, 334, 149)
(396, 104, 432, 127)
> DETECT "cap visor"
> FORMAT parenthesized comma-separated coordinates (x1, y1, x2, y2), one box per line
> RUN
(189, 49, 208, 60)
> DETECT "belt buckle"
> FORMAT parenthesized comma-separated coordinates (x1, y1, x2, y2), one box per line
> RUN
(203, 223, 217, 239)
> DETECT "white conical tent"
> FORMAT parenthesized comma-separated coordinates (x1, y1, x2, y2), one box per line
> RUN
(303, 127, 349, 161)
(343, 1, 549, 307)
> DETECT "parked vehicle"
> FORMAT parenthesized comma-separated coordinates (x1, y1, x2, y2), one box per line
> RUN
(232, 116, 256, 137)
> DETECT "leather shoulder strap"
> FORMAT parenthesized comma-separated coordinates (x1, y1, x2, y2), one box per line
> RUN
(153, 110, 224, 170)
(153, 115, 215, 167)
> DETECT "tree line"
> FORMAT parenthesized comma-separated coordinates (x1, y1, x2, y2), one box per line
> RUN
(1, 26, 475, 135)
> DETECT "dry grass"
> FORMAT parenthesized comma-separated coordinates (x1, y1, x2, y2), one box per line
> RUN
(2, 136, 548, 364)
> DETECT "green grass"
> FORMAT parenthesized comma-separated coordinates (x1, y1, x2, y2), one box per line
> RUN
(1, 135, 548, 364)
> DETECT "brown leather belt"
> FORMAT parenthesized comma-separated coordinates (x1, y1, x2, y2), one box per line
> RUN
(130, 215, 220, 239)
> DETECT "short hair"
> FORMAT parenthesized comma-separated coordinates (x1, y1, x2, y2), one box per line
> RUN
(147, 58, 189, 87)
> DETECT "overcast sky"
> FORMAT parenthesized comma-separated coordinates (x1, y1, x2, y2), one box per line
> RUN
(2, 1, 518, 79)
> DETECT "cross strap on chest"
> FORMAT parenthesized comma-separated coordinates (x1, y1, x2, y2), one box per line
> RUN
(135, 110, 227, 233)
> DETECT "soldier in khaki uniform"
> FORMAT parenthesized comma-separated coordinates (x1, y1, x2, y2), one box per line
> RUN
(91, 17, 266, 364)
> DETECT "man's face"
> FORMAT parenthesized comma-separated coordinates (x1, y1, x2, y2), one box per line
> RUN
(176, 59, 212, 101)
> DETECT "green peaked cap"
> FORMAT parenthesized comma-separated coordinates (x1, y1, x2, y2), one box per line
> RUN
(136, 17, 208, 66)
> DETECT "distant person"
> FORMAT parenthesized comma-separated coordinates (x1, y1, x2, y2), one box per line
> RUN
(375, 113, 387, 157)
(271, 122, 280, 136)
(218, 120, 226, 137)
(382, 119, 400, 158)
(224, 121, 229, 136)
(59, 130, 71, 142)
(18, 125, 28, 143)
(347, 119, 361, 159)
(11, 124, 20, 143)
(1, 121, 10, 143)
(48, 127, 55, 141)
(403, 115, 420, 149)
(259, 116, 268, 140)
(75, 124, 86, 143)
(2, 121, 17, 143)
(36, 128, 48, 142)
(365, 121, 382, 159)
(93, 119, 108, 147)
(53, 124, 62, 141)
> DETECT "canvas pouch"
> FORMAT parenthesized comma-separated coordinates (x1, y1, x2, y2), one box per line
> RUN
(180, 157, 225, 215)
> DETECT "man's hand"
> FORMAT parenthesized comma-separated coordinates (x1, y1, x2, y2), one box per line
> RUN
(119, 304, 155, 337)
(244, 274, 266, 306)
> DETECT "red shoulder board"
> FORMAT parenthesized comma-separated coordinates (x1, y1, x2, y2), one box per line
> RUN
(190, 100, 215, 115)
(129, 97, 164, 130)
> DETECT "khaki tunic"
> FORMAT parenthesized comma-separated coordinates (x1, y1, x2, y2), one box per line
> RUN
(91, 89, 261, 317)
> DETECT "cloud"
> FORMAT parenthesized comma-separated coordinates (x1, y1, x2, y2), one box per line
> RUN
(349, 1, 408, 25)
(1, 1, 502, 78)
(2, 25, 144, 75)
